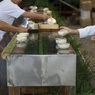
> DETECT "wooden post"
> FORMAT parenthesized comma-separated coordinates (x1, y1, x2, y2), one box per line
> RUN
(9, 87, 20, 95)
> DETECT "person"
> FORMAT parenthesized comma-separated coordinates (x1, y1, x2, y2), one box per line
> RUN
(0, 20, 28, 51)
(0, 0, 50, 50)
(60, 25, 95, 40)
(0, 20, 27, 33)
(0, 0, 48, 94)
(0, 0, 49, 42)
(0, 20, 28, 95)
(0, 19, 28, 95)
(0, 0, 49, 94)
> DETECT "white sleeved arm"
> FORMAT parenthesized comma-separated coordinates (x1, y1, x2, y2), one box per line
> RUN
(7, 3, 25, 18)
(78, 25, 95, 38)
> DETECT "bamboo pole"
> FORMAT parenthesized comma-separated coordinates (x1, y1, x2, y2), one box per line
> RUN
(1, 34, 17, 59)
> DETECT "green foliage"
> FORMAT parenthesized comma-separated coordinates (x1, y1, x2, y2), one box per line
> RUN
(34, 0, 49, 7)
(19, 0, 35, 7)
(66, 35, 81, 52)
(76, 60, 95, 94)
(47, 4, 66, 26)
(65, 35, 95, 95)
(64, 36, 95, 95)
(38, 33, 43, 54)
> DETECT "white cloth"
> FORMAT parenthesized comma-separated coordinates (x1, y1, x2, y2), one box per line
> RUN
(78, 25, 95, 38)
(0, 0, 25, 41)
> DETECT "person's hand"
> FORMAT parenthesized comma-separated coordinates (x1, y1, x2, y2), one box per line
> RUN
(41, 14, 50, 21)
(60, 26, 73, 34)
(60, 26, 79, 34)
(0, 45, 4, 52)
(91, 36, 95, 41)
(9, 32, 14, 38)
(38, 14, 50, 21)
(17, 26, 28, 33)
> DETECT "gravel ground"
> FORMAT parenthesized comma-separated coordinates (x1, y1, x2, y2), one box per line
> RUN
(68, 25, 95, 88)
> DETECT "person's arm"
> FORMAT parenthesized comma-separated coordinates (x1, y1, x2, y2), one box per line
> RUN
(0, 20, 28, 33)
(60, 26, 79, 34)
(78, 26, 95, 38)
(22, 12, 50, 21)
(60, 25, 95, 38)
